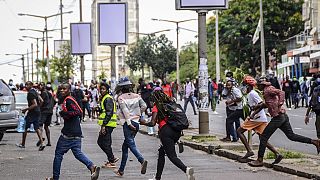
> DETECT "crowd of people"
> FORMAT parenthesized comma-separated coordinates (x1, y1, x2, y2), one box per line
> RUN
(5, 71, 320, 179)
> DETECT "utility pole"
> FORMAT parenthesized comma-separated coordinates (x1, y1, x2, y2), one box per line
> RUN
(27, 49, 30, 81)
(215, 10, 220, 82)
(42, 31, 45, 82)
(60, 0, 64, 39)
(36, 38, 39, 82)
(176, 22, 180, 84)
(44, 18, 51, 82)
(79, 0, 85, 84)
(260, 0, 266, 76)
(22, 55, 26, 83)
(31, 43, 34, 82)
(111, 45, 116, 90)
(198, 10, 209, 134)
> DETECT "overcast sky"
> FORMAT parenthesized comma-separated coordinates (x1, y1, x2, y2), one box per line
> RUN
(0, 0, 211, 83)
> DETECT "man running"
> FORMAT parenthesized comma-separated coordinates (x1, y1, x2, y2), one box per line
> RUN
(248, 78, 320, 167)
(237, 76, 282, 164)
(46, 83, 100, 180)
(97, 82, 119, 168)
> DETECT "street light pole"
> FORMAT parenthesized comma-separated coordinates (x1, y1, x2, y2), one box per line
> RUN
(151, 18, 196, 84)
(60, 0, 63, 39)
(79, 0, 85, 84)
(260, 0, 266, 76)
(176, 22, 180, 85)
(31, 43, 34, 82)
(215, 10, 220, 82)
(18, 11, 72, 82)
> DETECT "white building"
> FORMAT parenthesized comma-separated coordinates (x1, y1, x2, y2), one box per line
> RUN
(278, 0, 320, 78)
(91, 0, 139, 81)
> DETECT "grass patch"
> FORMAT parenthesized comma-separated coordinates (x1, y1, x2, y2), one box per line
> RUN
(183, 135, 217, 143)
(265, 148, 305, 159)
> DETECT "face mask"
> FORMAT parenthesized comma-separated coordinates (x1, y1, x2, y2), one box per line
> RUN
(75, 86, 79, 89)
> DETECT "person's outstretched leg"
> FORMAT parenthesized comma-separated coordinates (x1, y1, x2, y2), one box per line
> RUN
(237, 127, 253, 159)
(155, 146, 166, 180)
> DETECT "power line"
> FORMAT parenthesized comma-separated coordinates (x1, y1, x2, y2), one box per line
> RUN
(0, 58, 22, 66)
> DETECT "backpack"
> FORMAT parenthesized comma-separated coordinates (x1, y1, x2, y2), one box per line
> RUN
(310, 86, 320, 115)
(164, 101, 189, 131)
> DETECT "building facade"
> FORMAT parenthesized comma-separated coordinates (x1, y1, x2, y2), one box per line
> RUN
(91, 0, 139, 81)
(278, 0, 320, 79)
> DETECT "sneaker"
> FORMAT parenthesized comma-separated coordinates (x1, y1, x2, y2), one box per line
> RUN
(178, 141, 184, 153)
(102, 162, 116, 168)
(113, 157, 120, 163)
(89, 118, 92, 121)
(113, 169, 124, 177)
(45, 177, 53, 180)
(213, 111, 218, 114)
(16, 143, 25, 148)
(288, 108, 292, 110)
(36, 138, 45, 147)
(141, 160, 148, 174)
(272, 154, 283, 165)
(46, 143, 52, 146)
(219, 137, 231, 142)
(186, 167, 195, 180)
(39, 145, 46, 151)
(91, 166, 100, 180)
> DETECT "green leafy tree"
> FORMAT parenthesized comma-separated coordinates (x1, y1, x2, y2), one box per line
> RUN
(179, 42, 198, 81)
(126, 34, 176, 80)
(207, 0, 304, 76)
(51, 44, 77, 83)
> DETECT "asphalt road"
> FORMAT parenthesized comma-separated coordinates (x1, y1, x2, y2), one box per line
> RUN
(0, 120, 304, 180)
(183, 99, 319, 155)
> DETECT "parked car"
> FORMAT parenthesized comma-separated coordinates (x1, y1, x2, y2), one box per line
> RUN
(0, 79, 18, 141)
(14, 91, 28, 113)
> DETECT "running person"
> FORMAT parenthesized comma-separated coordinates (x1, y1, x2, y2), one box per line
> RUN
(46, 83, 100, 180)
(114, 77, 148, 176)
(140, 88, 195, 180)
(248, 78, 320, 167)
(97, 82, 119, 168)
(237, 76, 282, 164)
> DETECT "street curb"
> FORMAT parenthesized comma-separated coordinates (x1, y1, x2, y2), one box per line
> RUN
(139, 129, 320, 180)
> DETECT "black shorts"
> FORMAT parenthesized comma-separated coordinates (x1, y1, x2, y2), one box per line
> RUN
(25, 113, 40, 130)
(39, 113, 53, 126)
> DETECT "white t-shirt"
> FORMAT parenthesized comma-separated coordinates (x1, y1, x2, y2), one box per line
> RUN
(247, 90, 268, 122)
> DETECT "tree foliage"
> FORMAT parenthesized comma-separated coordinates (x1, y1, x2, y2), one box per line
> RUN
(206, 0, 304, 76)
(126, 34, 176, 80)
(51, 44, 77, 83)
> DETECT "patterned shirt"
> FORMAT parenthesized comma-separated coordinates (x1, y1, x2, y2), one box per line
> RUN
(263, 84, 286, 118)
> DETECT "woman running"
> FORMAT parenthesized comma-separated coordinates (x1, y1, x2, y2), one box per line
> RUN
(140, 88, 195, 180)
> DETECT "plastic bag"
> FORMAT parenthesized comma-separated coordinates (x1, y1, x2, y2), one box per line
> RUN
(16, 116, 26, 133)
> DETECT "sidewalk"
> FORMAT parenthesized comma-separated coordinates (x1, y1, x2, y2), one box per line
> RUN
(139, 102, 320, 180)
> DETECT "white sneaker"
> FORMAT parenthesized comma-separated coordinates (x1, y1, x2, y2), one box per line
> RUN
(186, 167, 195, 180)
(89, 118, 92, 121)
(213, 111, 218, 114)
(288, 108, 292, 110)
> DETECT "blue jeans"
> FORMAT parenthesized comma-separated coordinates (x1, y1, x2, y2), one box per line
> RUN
(53, 135, 93, 180)
(119, 121, 144, 172)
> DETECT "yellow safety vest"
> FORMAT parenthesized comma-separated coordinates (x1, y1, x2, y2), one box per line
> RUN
(97, 94, 117, 127)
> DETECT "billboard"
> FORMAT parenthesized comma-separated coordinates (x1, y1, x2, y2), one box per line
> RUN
(176, 0, 228, 10)
(54, 40, 69, 59)
(98, 3, 128, 45)
(70, 23, 92, 55)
